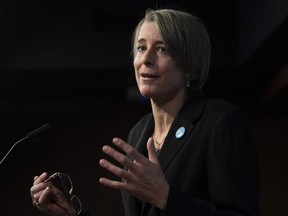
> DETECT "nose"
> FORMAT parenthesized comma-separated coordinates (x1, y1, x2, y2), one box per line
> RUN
(142, 49, 155, 66)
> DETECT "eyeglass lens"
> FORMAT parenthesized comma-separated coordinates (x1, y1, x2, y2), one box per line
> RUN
(59, 173, 73, 194)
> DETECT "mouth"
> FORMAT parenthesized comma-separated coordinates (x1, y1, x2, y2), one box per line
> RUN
(140, 73, 159, 79)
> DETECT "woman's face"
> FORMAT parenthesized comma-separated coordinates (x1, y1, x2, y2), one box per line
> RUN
(133, 21, 186, 102)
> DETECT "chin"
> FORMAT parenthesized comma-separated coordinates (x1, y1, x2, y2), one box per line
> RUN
(140, 93, 152, 99)
(139, 92, 153, 99)
(139, 86, 159, 99)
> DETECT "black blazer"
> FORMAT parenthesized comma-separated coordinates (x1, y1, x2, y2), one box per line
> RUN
(121, 90, 259, 216)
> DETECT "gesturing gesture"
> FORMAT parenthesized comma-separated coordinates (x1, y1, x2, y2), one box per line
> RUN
(99, 137, 169, 210)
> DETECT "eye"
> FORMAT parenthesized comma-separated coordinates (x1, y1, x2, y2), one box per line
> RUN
(157, 46, 168, 53)
(136, 45, 146, 52)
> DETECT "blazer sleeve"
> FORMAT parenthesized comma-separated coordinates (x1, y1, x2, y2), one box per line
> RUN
(163, 106, 259, 216)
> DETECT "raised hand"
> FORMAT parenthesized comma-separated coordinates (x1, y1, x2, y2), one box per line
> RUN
(99, 137, 169, 210)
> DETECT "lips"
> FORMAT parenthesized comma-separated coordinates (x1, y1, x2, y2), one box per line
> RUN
(140, 73, 159, 79)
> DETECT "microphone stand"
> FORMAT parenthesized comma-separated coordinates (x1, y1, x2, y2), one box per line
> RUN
(0, 123, 50, 165)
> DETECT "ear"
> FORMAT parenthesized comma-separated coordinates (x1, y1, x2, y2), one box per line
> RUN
(185, 72, 191, 81)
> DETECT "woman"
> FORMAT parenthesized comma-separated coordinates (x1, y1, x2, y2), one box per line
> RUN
(31, 8, 259, 216)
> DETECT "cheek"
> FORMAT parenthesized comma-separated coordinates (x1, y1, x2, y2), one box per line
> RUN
(133, 61, 140, 84)
(134, 70, 139, 85)
(133, 56, 141, 68)
(167, 68, 186, 88)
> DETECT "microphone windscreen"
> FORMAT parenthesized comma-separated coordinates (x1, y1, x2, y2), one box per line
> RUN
(26, 123, 51, 138)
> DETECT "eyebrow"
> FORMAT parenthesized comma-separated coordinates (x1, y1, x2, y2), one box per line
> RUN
(136, 38, 164, 45)
(136, 38, 145, 43)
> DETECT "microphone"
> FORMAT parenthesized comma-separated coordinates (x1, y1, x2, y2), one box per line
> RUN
(0, 123, 51, 165)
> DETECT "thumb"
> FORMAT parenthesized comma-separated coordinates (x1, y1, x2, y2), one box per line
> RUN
(147, 137, 160, 164)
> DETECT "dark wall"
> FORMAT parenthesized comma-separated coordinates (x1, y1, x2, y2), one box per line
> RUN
(0, 1, 288, 216)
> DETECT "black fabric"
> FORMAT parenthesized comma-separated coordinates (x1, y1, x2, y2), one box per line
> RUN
(78, 210, 96, 216)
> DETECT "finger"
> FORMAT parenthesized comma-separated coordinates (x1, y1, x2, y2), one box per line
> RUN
(112, 137, 146, 163)
(38, 186, 51, 204)
(31, 183, 49, 201)
(147, 137, 160, 164)
(102, 145, 138, 173)
(33, 172, 49, 185)
(99, 158, 132, 181)
(31, 174, 52, 200)
(99, 177, 126, 190)
(35, 187, 51, 212)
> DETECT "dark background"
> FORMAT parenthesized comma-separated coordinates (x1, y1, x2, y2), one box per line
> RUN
(0, 0, 287, 215)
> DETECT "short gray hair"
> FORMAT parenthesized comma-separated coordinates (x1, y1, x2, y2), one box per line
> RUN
(132, 8, 211, 90)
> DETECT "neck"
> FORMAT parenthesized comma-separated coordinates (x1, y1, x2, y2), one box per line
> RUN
(150, 91, 187, 150)
(151, 98, 182, 135)
(152, 114, 172, 151)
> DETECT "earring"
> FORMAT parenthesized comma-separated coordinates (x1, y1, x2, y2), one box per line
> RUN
(186, 80, 191, 88)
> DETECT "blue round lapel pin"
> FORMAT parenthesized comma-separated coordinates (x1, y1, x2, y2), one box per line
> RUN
(175, 127, 186, 139)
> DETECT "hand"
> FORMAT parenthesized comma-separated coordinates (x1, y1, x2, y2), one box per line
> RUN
(30, 172, 76, 216)
(99, 137, 169, 210)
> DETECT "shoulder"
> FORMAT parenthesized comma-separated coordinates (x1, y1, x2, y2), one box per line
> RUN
(204, 98, 251, 130)
(206, 98, 244, 115)
(127, 113, 152, 142)
(183, 90, 248, 125)
(206, 98, 246, 117)
(185, 91, 251, 130)
(131, 113, 152, 130)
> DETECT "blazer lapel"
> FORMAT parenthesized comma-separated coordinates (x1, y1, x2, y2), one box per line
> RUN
(130, 90, 208, 172)
(158, 90, 208, 171)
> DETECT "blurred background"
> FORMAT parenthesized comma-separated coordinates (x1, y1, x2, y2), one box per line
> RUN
(0, 0, 287, 215)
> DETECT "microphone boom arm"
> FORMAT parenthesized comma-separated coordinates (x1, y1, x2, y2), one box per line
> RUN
(0, 123, 50, 165)
(0, 136, 28, 165)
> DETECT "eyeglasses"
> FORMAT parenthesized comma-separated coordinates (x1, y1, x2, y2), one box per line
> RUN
(45, 172, 82, 215)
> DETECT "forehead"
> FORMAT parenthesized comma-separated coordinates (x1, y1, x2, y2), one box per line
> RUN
(137, 21, 163, 42)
